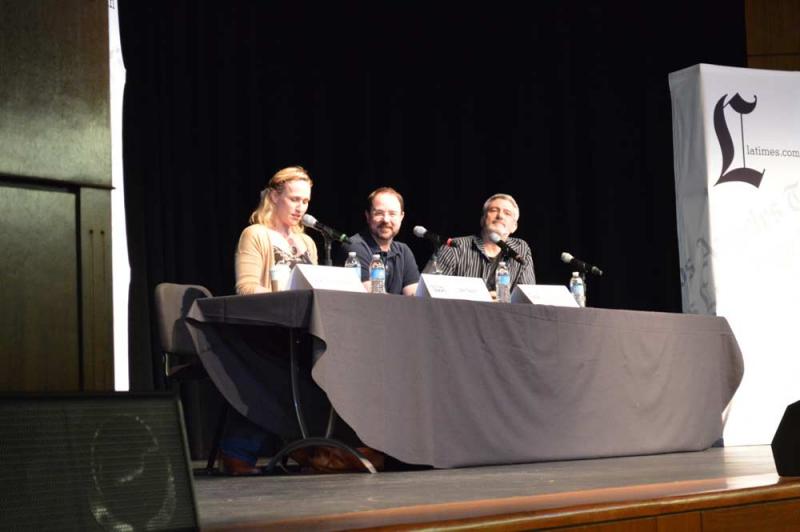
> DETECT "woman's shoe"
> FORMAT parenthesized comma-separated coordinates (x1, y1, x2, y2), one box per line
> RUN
(219, 452, 263, 476)
(309, 446, 385, 473)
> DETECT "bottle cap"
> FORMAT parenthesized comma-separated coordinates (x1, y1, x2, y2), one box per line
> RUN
(348, 251, 356, 257)
(572, 272, 579, 277)
(372, 253, 380, 260)
(498, 261, 506, 267)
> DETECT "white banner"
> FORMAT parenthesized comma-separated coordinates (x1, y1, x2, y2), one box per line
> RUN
(109, 0, 130, 391)
(669, 64, 800, 445)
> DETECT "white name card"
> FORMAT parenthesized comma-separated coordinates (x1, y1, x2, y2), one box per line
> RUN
(288, 264, 367, 293)
(511, 284, 579, 307)
(415, 273, 492, 302)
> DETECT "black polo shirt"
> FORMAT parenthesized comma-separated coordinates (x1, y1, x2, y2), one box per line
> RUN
(342, 231, 420, 295)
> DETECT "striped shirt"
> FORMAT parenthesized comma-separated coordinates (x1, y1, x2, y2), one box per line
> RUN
(432, 235, 536, 291)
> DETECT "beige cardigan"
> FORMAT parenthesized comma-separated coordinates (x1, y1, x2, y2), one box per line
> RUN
(234, 224, 318, 295)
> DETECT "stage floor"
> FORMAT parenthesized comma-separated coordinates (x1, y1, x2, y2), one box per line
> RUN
(193, 445, 800, 530)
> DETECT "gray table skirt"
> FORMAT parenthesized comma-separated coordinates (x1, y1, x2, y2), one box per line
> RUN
(187, 289, 743, 468)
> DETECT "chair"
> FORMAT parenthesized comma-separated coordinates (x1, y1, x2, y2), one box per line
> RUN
(153, 282, 226, 474)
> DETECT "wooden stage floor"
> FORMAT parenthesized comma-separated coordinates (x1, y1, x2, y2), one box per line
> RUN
(194, 445, 800, 531)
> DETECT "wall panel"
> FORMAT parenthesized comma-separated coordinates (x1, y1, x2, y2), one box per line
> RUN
(0, 0, 112, 391)
(0, 183, 80, 390)
(0, 0, 110, 186)
(746, 0, 800, 71)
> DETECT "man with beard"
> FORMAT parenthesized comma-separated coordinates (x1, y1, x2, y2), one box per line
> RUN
(342, 187, 420, 295)
(432, 193, 536, 293)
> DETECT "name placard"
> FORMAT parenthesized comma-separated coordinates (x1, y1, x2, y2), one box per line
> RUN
(415, 274, 492, 302)
(511, 284, 579, 307)
(288, 264, 367, 293)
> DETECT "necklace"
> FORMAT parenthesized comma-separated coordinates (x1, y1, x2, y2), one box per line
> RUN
(268, 228, 300, 256)
(286, 235, 299, 256)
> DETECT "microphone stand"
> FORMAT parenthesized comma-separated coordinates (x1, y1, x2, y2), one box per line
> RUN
(580, 271, 588, 306)
(430, 249, 442, 274)
(487, 252, 504, 291)
(493, 249, 512, 268)
(322, 234, 333, 266)
(316, 232, 341, 448)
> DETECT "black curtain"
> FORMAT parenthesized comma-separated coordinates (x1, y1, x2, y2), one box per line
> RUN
(119, 1, 746, 448)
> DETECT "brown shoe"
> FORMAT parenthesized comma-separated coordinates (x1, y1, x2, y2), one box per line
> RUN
(357, 447, 385, 471)
(309, 446, 385, 473)
(288, 448, 313, 469)
(219, 453, 263, 476)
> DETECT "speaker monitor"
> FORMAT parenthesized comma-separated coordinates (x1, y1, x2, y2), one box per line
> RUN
(772, 400, 800, 477)
(0, 393, 198, 531)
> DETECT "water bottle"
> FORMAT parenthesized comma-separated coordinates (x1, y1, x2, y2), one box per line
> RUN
(495, 261, 511, 303)
(269, 259, 290, 292)
(569, 271, 586, 307)
(344, 251, 361, 282)
(369, 253, 386, 294)
(430, 252, 442, 274)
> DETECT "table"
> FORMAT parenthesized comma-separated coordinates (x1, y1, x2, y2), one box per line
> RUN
(186, 290, 743, 468)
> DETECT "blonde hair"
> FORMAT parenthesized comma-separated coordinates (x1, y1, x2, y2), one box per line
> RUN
(249, 166, 313, 232)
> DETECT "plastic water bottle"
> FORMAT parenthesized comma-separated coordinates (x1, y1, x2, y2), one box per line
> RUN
(495, 261, 511, 303)
(344, 251, 361, 282)
(569, 272, 586, 307)
(369, 253, 385, 294)
(269, 259, 290, 292)
(430, 252, 442, 274)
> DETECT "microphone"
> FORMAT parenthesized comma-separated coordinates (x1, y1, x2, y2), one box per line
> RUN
(413, 226, 458, 248)
(561, 252, 603, 276)
(488, 232, 525, 265)
(301, 214, 351, 244)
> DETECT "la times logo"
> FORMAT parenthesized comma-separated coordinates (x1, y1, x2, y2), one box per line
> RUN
(713, 93, 764, 187)
(713, 93, 800, 188)
(746, 145, 800, 158)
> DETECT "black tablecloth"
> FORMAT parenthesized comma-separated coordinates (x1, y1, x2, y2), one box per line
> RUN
(187, 290, 743, 468)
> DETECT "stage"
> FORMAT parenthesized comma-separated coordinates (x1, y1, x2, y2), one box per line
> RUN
(194, 445, 800, 531)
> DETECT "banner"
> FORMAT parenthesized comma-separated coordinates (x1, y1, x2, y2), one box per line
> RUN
(669, 64, 800, 445)
(109, 0, 130, 391)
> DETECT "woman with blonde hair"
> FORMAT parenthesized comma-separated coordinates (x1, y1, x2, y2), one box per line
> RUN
(235, 166, 318, 294)
(222, 166, 384, 474)
(220, 166, 321, 475)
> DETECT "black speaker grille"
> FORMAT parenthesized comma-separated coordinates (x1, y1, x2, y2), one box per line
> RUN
(0, 394, 198, 531)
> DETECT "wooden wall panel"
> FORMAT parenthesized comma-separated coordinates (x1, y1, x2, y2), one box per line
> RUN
(0, 183, 80, 391)
(746, 0, 800, 71)
(0, 0, 113, 391)
(702, 499, 800, 531)
(656, 512, 701, 532)
(560, 517, 656, 531)
(747, 55, 800, 71)
(80, 187, 113, 390)
(746, 0, 800, 55)
(0, 0, 110, 186)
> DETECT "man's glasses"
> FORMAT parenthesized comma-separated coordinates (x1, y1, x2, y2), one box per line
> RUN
(371, 210, 401, 219)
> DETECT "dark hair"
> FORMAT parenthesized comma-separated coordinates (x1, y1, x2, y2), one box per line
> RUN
(366, 187, 404, 213)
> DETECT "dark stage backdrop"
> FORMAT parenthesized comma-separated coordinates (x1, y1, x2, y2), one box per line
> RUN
(118, 1, 746, 448)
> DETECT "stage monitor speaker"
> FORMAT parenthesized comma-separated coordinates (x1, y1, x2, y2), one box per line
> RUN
(0, 393, 198, 531)
(772, 400, 800, 477)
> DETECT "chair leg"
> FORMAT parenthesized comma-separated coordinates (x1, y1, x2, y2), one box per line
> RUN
(278, 329, 377, 475)
(289, 328, 310, 438)
(204, 403, 229, 471)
